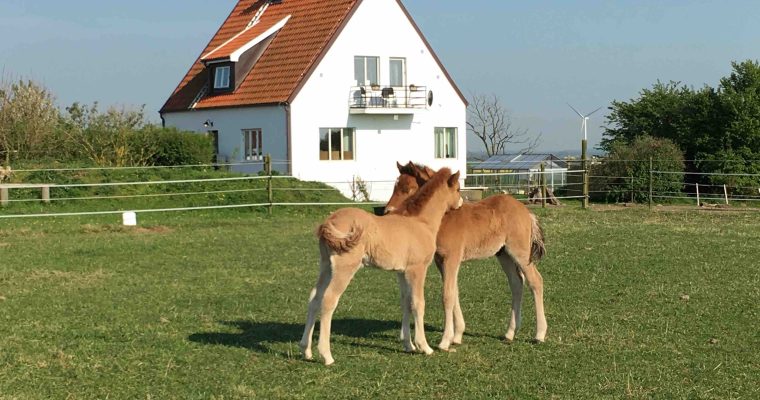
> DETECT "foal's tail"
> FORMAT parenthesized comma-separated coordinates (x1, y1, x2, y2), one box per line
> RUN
(529, 213, 546, 263)
(316, 221, 363, 254)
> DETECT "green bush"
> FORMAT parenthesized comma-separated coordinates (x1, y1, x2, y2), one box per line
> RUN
(591, 136, 685, 203)
(0, 79, 61, 162)
(134, 126, 214, 166)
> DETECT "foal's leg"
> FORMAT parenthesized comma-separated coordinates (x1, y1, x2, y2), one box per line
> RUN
(317, 256, 361, 366)
(497, 252, 524, 342)
(520, 262, 547, 342)
(406, 265, 434, 355)
(299, 250, 331, 360)
(396, 272, 416, 352)
(437, 254, 463, 351)
(452, 298, 466, 345)
(506, 239, 547, 343)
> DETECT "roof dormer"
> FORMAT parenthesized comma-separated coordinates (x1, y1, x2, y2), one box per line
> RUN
(201, 13, 291, 95)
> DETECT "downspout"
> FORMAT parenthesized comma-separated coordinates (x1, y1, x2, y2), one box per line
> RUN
(284, 102, 292, 176)
(159, 113, 166, 128)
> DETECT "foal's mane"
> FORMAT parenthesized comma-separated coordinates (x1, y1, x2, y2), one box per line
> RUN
(400, 167, 452, 216)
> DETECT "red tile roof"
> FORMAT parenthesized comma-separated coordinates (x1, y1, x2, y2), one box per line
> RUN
(161, 0, 358, 112)
(161, 0, 466, 113)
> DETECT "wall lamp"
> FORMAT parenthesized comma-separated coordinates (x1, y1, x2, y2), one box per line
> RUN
(203, 119, 214, 128)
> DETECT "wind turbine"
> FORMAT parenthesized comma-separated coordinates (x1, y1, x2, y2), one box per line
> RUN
(567, 104, 602, 141)
(567, 104, 602, 209)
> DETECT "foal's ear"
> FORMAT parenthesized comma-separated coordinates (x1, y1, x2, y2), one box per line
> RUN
(397, 161, 405, 173)
(421, 166, 436, 180)
(448, 171, 461, 187)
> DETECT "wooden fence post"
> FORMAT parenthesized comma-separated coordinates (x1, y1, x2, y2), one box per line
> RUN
(582, 139, 589, 209)
(0, 186, 8, 207)
(265, 154, 273, 214)
(723, 184, 729, 205)
(41, 185, 50, 203)
(540, 163, 546, 208)
(630, 174, 635, 203)
(696, 183, 700, 206)
(648, 157, 653, 210)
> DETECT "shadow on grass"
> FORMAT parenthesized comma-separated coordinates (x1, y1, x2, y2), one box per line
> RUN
(188, 318, 443, 356)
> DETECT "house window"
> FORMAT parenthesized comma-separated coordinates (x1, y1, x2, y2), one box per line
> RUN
(389, 58, 406, 87)
(354, 56, 379, 86)
(319, 128, 355, 161)
(214, 66, 231, 89)
(434, 127, 457, 159)
(243, 129, 263, 161)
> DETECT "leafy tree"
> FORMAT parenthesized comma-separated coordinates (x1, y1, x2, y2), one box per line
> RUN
(696, 61, 760, 194)
(601, 81, 721, 161)
(602, 60, 760, 193)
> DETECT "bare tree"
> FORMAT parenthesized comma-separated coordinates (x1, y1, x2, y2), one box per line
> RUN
(467, 93, 540, 158)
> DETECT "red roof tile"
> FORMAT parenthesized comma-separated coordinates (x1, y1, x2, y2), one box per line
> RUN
(161, 0, 358, 112)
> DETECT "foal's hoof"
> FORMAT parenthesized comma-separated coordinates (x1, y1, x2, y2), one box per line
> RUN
(299, 344, 313, 360)
(530, 338, 545, 345)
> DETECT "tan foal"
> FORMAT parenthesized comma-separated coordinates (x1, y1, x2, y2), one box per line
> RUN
(300, 168, 463, 365)
(386, 162, 547, 350)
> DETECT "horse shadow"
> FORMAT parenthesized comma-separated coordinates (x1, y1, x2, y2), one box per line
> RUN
(188, 318, 444, 357)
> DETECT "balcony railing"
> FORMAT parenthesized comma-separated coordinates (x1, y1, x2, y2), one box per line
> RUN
(348, 85, 429, 114)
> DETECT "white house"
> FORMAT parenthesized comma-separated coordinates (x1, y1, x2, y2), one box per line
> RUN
(160, 0, 467, 200)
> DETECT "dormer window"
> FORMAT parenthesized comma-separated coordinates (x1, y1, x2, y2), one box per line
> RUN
(200, 14, 291, 96)
(214, 65, 231, 90)
(208, 63, 234, 94)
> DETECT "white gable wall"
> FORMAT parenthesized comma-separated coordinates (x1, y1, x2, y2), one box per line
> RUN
(290, 0, 467, 200)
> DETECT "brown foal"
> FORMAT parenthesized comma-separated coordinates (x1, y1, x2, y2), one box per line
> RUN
(300, 168, 463, 365)
(386, 162, 547, 350)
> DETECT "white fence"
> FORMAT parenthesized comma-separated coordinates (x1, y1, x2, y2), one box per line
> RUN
(1, 160, 759, 220)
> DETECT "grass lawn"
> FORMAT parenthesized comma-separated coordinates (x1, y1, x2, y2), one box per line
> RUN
(0, 206, 758, 399)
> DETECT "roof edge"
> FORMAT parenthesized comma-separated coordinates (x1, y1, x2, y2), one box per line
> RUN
(287, 0, 363, 103)
(160, 3, 241, 115)
(395, 0, 469, 107)
(161, 101, 289, 115)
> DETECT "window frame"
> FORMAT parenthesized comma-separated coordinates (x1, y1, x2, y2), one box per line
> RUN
(389, 57, 406, 87)
(434, 127, 458, 159)
(319, 128, 356, 161)
(242, 128, 263, 161)
(354, 56, 380, 86)
(213, 65, 231, 90)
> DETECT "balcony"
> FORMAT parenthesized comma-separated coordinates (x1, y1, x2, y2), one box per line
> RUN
(348, 85, 430, 114)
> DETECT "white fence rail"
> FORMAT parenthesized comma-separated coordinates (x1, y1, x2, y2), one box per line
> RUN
(1, 161, 759, 220)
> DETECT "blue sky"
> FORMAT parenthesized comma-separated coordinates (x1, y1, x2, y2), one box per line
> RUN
(1, 0, 758, 153)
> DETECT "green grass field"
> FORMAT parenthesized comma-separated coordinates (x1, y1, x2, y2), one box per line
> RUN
(1, 206, 758, 399)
